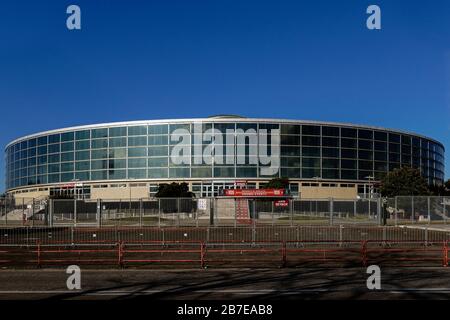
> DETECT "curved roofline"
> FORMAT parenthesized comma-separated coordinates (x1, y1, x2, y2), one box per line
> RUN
(5, 117, 445, 150)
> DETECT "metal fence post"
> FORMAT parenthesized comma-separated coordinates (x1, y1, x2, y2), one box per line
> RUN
(394, 196, 398, 226)
(339, 224, 343, 247)
(139, 198, 143, 227)
(353, 199, 357, 218)
(427, 197, 431, 224)
(329, 198, 334, 226)
(444, 198, 447, 225)
(74, 198, 77, 227)
(290, 199, 293, 227)
(158, 198, 161, 228)
(411, 196, 414, 223)
(49, 198, 53, 227)
(377, 197, 382, 225)
(97, 199, 101, 228)
(234, 198, 237, 228)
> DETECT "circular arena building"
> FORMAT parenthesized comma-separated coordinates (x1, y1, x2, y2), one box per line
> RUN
(4, 116, 445, 200)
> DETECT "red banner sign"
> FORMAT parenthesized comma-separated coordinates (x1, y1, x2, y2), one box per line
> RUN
(223, 189, 286, 197)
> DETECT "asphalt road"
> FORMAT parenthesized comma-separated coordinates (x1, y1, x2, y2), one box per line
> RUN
(0, 267, 449, 300)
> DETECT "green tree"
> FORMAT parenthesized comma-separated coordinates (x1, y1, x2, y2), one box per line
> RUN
(380, 167, 430, 197)
(429, 179, 450, 196)
(155, 182, 195, 198)
(261, 177, 289, 189)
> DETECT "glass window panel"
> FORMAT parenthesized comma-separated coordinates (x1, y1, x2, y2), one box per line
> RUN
(341, 149, 357, 159)
(148, 168, 168, 178)
(302, 125, 320, 135)
(148, 157, 168, 167)
(61, 132, 74, 142)
(192, 167, 212, 178)
(302, 147, 320, 157)
(341, 159, 357, 169)
(322, 137, 339, 147)
(128, 147, 147, 157)
(358, 150, 373, 160)
(92, 139, 108, 149)
(341, 138, 357, 148)
(389, 133, 400, 143)
(48, 154, 60, 163)
(148, 135, 168, 145)
(61, 172, 74, 182)
(389, 153, 401, 162)
(374, 152, 387, 161)
(281, 157, 300, 167)
(302, 157, 320, 168)
(128, 136, 147, 146)
(322, 126, 339, 137)
(75, 151, 90, 161)
(322, 148, 339, 158)
(109, 148, 127, 159)
(92, 128, 108, 138)
(236, 167, 257, 178)
(148, 146, 168, 157)
(91, 170, 108, 180)
(91, 149, 107, 159)
(109, 159, 126, 169)
(48, 174, 60, 183)
(128, 158, 147, 168)
(61, 152, 74, 162)
(48, 164, 60, 173)
(280, 124, 300, 135)
(128, 126, 147, 136)
(37, 155, 47, 165)
(148, 124, 168, 135)
(109, 170, 126, 180)
(358, 140, 373, 150)
(38, 146, 47, 155)
(109, 137, 126, 147)
(402, 135, 411, 145)
(374, 131, 387, 141)
(280, 135, 300, 145)
(38, 136, 48, 145)
(341, 128, 357, 138)
(302, 168, 320, 178)
(75, 161, 90, 171)
(91, 160, 108, 170)
(76, 140, 90, 150)
(280, 168, 300, 178)
(48, 134, 60, 144)
(389, 143, 400, 153)
(358, 129, 373, 139)
(28, 139, 37, 148)
(322, 158, 339, 169)
(322, 169, 339, 179)
(359, 160, 373, 170)
(302, 136, 320, 146)
(374, 141, 387, 151)
(48, 144, 60, 154)
(37, 165, 47, 174)
(75, 171, 91, 181)
(61, 163, 74, 172)
(374, 162, 387, 171)
(109, 127, 127, 137)
(61, 142, 74, 152)
(75, 130, 90, 140)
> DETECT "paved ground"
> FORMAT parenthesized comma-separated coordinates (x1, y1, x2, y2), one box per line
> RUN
(0, 267, 449, 300)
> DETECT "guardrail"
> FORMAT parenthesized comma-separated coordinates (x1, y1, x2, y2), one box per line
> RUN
(0, 240, 448, 268)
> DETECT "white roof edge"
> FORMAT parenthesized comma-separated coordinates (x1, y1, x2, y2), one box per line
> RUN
(5, 117, 445, 150)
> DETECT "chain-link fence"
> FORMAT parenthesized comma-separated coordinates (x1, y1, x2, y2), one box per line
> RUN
(1, 196, 449, 227)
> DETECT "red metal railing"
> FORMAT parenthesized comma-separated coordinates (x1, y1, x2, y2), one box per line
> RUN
(0, 240, 448, 268)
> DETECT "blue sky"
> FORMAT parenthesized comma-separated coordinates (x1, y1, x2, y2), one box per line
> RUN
(0, 0, 449, 191)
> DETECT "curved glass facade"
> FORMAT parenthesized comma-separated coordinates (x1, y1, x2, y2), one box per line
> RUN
(5, 119, 445, 191)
